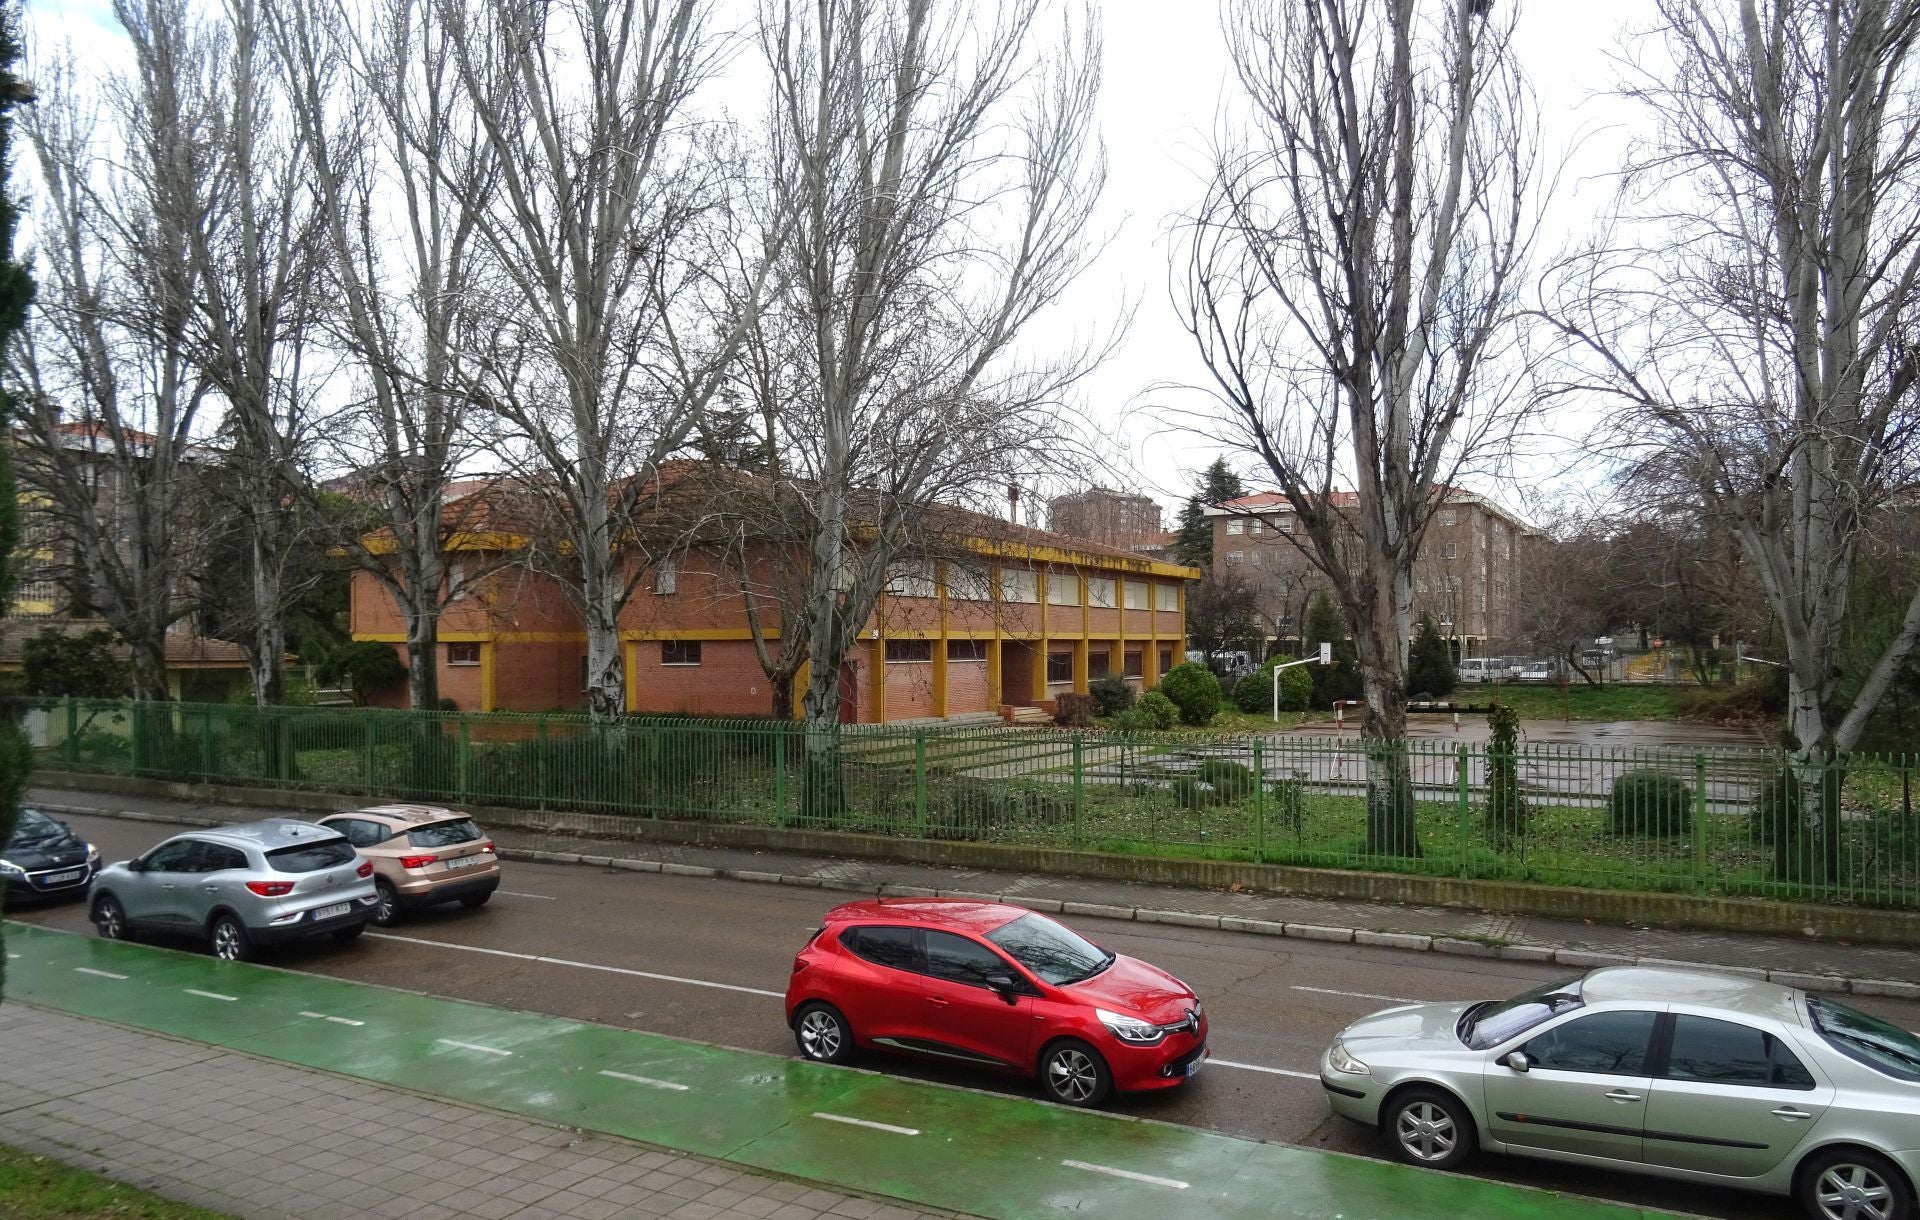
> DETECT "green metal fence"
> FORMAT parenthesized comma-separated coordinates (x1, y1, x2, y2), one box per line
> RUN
(12, 696, 1918, 908)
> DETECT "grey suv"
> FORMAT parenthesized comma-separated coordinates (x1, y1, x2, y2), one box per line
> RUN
(89, 820, 379, 962)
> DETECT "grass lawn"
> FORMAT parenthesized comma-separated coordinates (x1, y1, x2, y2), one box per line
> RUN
(1455, 683, 1689, 722)
(0, 1145, 232, 1219)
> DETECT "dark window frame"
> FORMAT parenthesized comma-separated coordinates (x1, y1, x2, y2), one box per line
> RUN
(1658, 1013, 1816, 1091)
(1123, 650, 1144, 677)
(660, 640, 702, 667)
(884, 639, 933, 664)
(946, 639, 988, 662)
(922, 929, 1022, 991)
(1520, 1009, 1659, 1076)
(839, 925, 922, 973)
(1046, 651, 1074, 684)
(446, 641, 481, 667)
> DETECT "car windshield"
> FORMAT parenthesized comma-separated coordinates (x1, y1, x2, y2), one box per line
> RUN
(9, 808, 62, 843)
(1460, 977, 1584, 1049)
(265, 839, 354, 873)
(1808, 996, 1920, 1083)
(985, 913, 1112, 985)
(407, 818, 482, 848)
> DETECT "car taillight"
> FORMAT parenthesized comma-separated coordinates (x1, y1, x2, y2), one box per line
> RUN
(356, 861, 374, 878)
(792, 956, 811, 974)
(245, 880, 294, 897)
(480, 840, 495, 854)
(399, 854, 438, 869)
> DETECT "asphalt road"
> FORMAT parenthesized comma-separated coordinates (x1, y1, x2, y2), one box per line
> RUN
(18, 811, 1920, 1220)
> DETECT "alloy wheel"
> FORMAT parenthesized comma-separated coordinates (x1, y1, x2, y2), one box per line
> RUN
(211, 921, 243, 962)
(798, 1010, 842, 1060)
(94, 898, 123, 940)
(373, 883, 397, 926)
(1046, 1047, 1098, 1104)
(1396, 1101, 1458, 1164)
(1816, 1164, 1896, 1220)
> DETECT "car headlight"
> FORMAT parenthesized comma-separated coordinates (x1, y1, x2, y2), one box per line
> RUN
(0, 858, 24, 875)
(85, 844, 100, 862)
(1096, 1008, 1168, 1046)
(1328, 1040, 1370, 1076)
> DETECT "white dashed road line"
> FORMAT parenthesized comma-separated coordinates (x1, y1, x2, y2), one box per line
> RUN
(599, 1069, 689, 1092)
(812, 1113, 919, 1136)
(1062, 1159, 1189, 1189)
(185, 989, 236, 1002)
(497, 891, 556, 900)
(436, 1038, 512, 1057)
(74, 967, 127, 980)
(367, 932, 785, 999)
(298, 1011, 366, 1027)
(1210, 1059, 1317, 1081)
(1291, 985, 1417, 1004)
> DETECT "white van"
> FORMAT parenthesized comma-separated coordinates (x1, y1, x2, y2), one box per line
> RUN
(1458, 658, 1500, 684)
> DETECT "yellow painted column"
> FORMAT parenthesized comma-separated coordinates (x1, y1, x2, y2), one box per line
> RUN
(933, 570, 950, 719)
(623, 641, 639, 712)
(1176, 582, 1189, 659)
(1032, 569, 1050, 699)
(480, 641, 497, 712)
(1076, 574, 1091, 694)
(1145, 583, 1160, 686)
(987, 568, 1004, 707)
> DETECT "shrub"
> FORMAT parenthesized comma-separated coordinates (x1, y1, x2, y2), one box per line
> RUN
(1406, 616, 1457, 698)
(1171, 776, 1208, 810)
(1231, 657, 1313, 714)
(1137, 691, 1178, 730)
(1268, 774, 1306, 832)
(1158, 663, 1222, 726)
(1608, 768, 1694, 836)
(1109, 706, 1158, 734)
(1195, 757, 1256, 803)
(1484, 703, 1529, 850)
(1750, 766, 1804, 847)
(1053, 692, 1096, 728)
(1089, 673, 1135, 717)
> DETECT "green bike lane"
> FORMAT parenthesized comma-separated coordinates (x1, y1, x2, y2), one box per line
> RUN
(3, 921, 1680, 1220)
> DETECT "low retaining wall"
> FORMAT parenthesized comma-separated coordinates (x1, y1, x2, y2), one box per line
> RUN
(34, 769, 1920, 948)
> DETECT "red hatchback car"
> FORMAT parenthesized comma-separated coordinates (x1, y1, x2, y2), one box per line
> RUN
(785, 898, 1208, 1107)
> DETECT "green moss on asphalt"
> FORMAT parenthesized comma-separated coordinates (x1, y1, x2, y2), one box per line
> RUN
(0, 1146, 233, 1219)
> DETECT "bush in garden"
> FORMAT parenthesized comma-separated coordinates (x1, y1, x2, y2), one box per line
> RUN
(1231, 656, 1313, 714)
(1749, 765, 1804, 846)
(1483, 703, 1529, 851)
(1607, 768, 1694, 836)
(1195, 757, 1257, 803)
(1268, 774, 1306, 833)
(1406, 616, 1457, 698)
(1053, 692, 1096, 728)
(1137, 691, 1178, 730)
(1158, 663, 1221, 726)
(1109, 706, 1158, 734)
(1171, 776, 1208, 810)
(1089, 673, 1135, 717)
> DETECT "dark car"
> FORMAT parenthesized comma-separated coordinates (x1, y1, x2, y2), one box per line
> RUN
(0, 807, 101, 904)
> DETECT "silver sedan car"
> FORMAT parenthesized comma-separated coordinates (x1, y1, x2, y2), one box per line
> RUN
(90, 820, 379, 961)
(1320, 967, 1920, 1220)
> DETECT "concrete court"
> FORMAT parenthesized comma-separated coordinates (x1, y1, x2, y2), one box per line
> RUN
(2, 920, 1678, 1220)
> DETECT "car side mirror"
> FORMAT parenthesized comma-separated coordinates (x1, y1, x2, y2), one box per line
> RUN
(127, 858, 146, 873)
(1503, 1051, 1530, 1074)
(986, 974, 1020, 1002)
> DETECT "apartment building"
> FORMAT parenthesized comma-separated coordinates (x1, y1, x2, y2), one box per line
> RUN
(1204, 488, 1533, 657)
(349, 479, 1196, 722)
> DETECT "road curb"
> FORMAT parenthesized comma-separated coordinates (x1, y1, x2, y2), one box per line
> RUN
(39, 799, 1914, 1001)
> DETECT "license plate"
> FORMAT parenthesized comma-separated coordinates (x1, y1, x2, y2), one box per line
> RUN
(313, 902, 352, 921)
(1187, 1052, 1207, 1078)
(41, 870, 83, 884)
(444, 856, 480, 871)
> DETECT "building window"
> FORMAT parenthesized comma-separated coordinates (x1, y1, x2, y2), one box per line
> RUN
(1226, 549, 1244, 564)
(1047, 651, 1074, 683)
(660, 640, 701, 666)
(885, 563, 936, 599)
(1226, 518, 1244, 536)
(1088, 649, 1111, 679)
(1442, 542, 1458, 560)
(947, 639, 988, 662)
(1158, 646, 1174, 673)
(654, 559, 677, 595)
(1000, 568, 1038, 603)
(1046, 572, 1081, 606)
(1086, 577, 1116, 608)
(1276, 514, 1293, 534)
(447, 642, 481, 666)
(1124, 649, 1143, 677)
(1248, 520, 1262, 536)
(1154, 583, 1178, 612)
(448, 559, 472, 601)
(1123, 581, 1149, 610)
(946, 567, 989, 601)
(1439, 509, 1458, 527)
(885, 639, 933, 663)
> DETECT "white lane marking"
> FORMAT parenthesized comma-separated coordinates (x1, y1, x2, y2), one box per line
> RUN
(1291, 985, 1416, 1004)
(185, 989, 236, 1002)
(1210, 1058, 1317, 1081)
(599, 1069, 689, 1092)
(1062, 1159, 1189, 1189)
(436, 1038, 512, 1057)
(299, 1010, 366, 1027)
(5, 952, 19, 960)
(367, 932, 784, 999)
(74, 967, 127, 980)
(812, 1112, 919, 1136)
(497, 891, 556, 901)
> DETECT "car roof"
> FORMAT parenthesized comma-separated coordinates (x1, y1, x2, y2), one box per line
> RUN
(1583, 966, 1802, 1022)
(182, 819, 349, 852)
(345, 804, 464, 826)
(824, 898, 1028, 936)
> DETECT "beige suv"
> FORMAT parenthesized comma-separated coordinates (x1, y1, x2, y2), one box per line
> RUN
(316, 805, 501, 925)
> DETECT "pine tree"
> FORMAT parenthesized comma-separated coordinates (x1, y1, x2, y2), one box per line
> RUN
(1302, 588, 1361, 708)
(1173, 458, 1247, 569)
(1406, 614, 1457, 698)
(0, 0, 37, 997)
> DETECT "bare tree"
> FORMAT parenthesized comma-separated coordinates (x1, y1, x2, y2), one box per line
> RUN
(268, 0, 498, 710)
(1175, 0, 1538, 855)
(754, 0, 1107, 756)
(433, 0, 768, 721)
(1545, 0, 1920, 769)
(10, 12, 224, 701)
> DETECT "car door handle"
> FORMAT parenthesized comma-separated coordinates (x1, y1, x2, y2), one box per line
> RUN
(1771, 1107, 1814, 1121)
(160, 883, 176, 891)
(1603, 1090, 1641, 1102)
(927, 997, 950, 1007)
(203, 886, 220, 893)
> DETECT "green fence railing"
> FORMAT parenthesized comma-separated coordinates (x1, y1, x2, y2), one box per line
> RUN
(11, 696, 1917, 909)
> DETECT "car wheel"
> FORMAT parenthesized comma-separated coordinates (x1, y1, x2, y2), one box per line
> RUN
(331, 922, 366, 944)
(372, 879, 399, 926)
(459, 891, 491, 909)
(1039, 1039, 1112, 1108)
(792, 1002, 854, 1064)
(92, 894, 128, 941)
(1799, 1147, 1914, 1220)
(209, 914, 253, 963)
(1384, 1087, 1476, 1171)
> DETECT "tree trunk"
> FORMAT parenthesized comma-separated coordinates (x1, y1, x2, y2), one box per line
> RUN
(1354, 577, 1420, 858)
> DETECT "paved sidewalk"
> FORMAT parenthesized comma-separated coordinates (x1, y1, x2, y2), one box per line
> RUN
(30, 783, 1920, 993)
(0, 1003, 944, 1220)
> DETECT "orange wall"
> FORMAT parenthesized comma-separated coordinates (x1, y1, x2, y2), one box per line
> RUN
(948, 659, 990, 714)
(630, 639, 772, 717)
(884, 660, 938, 719)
